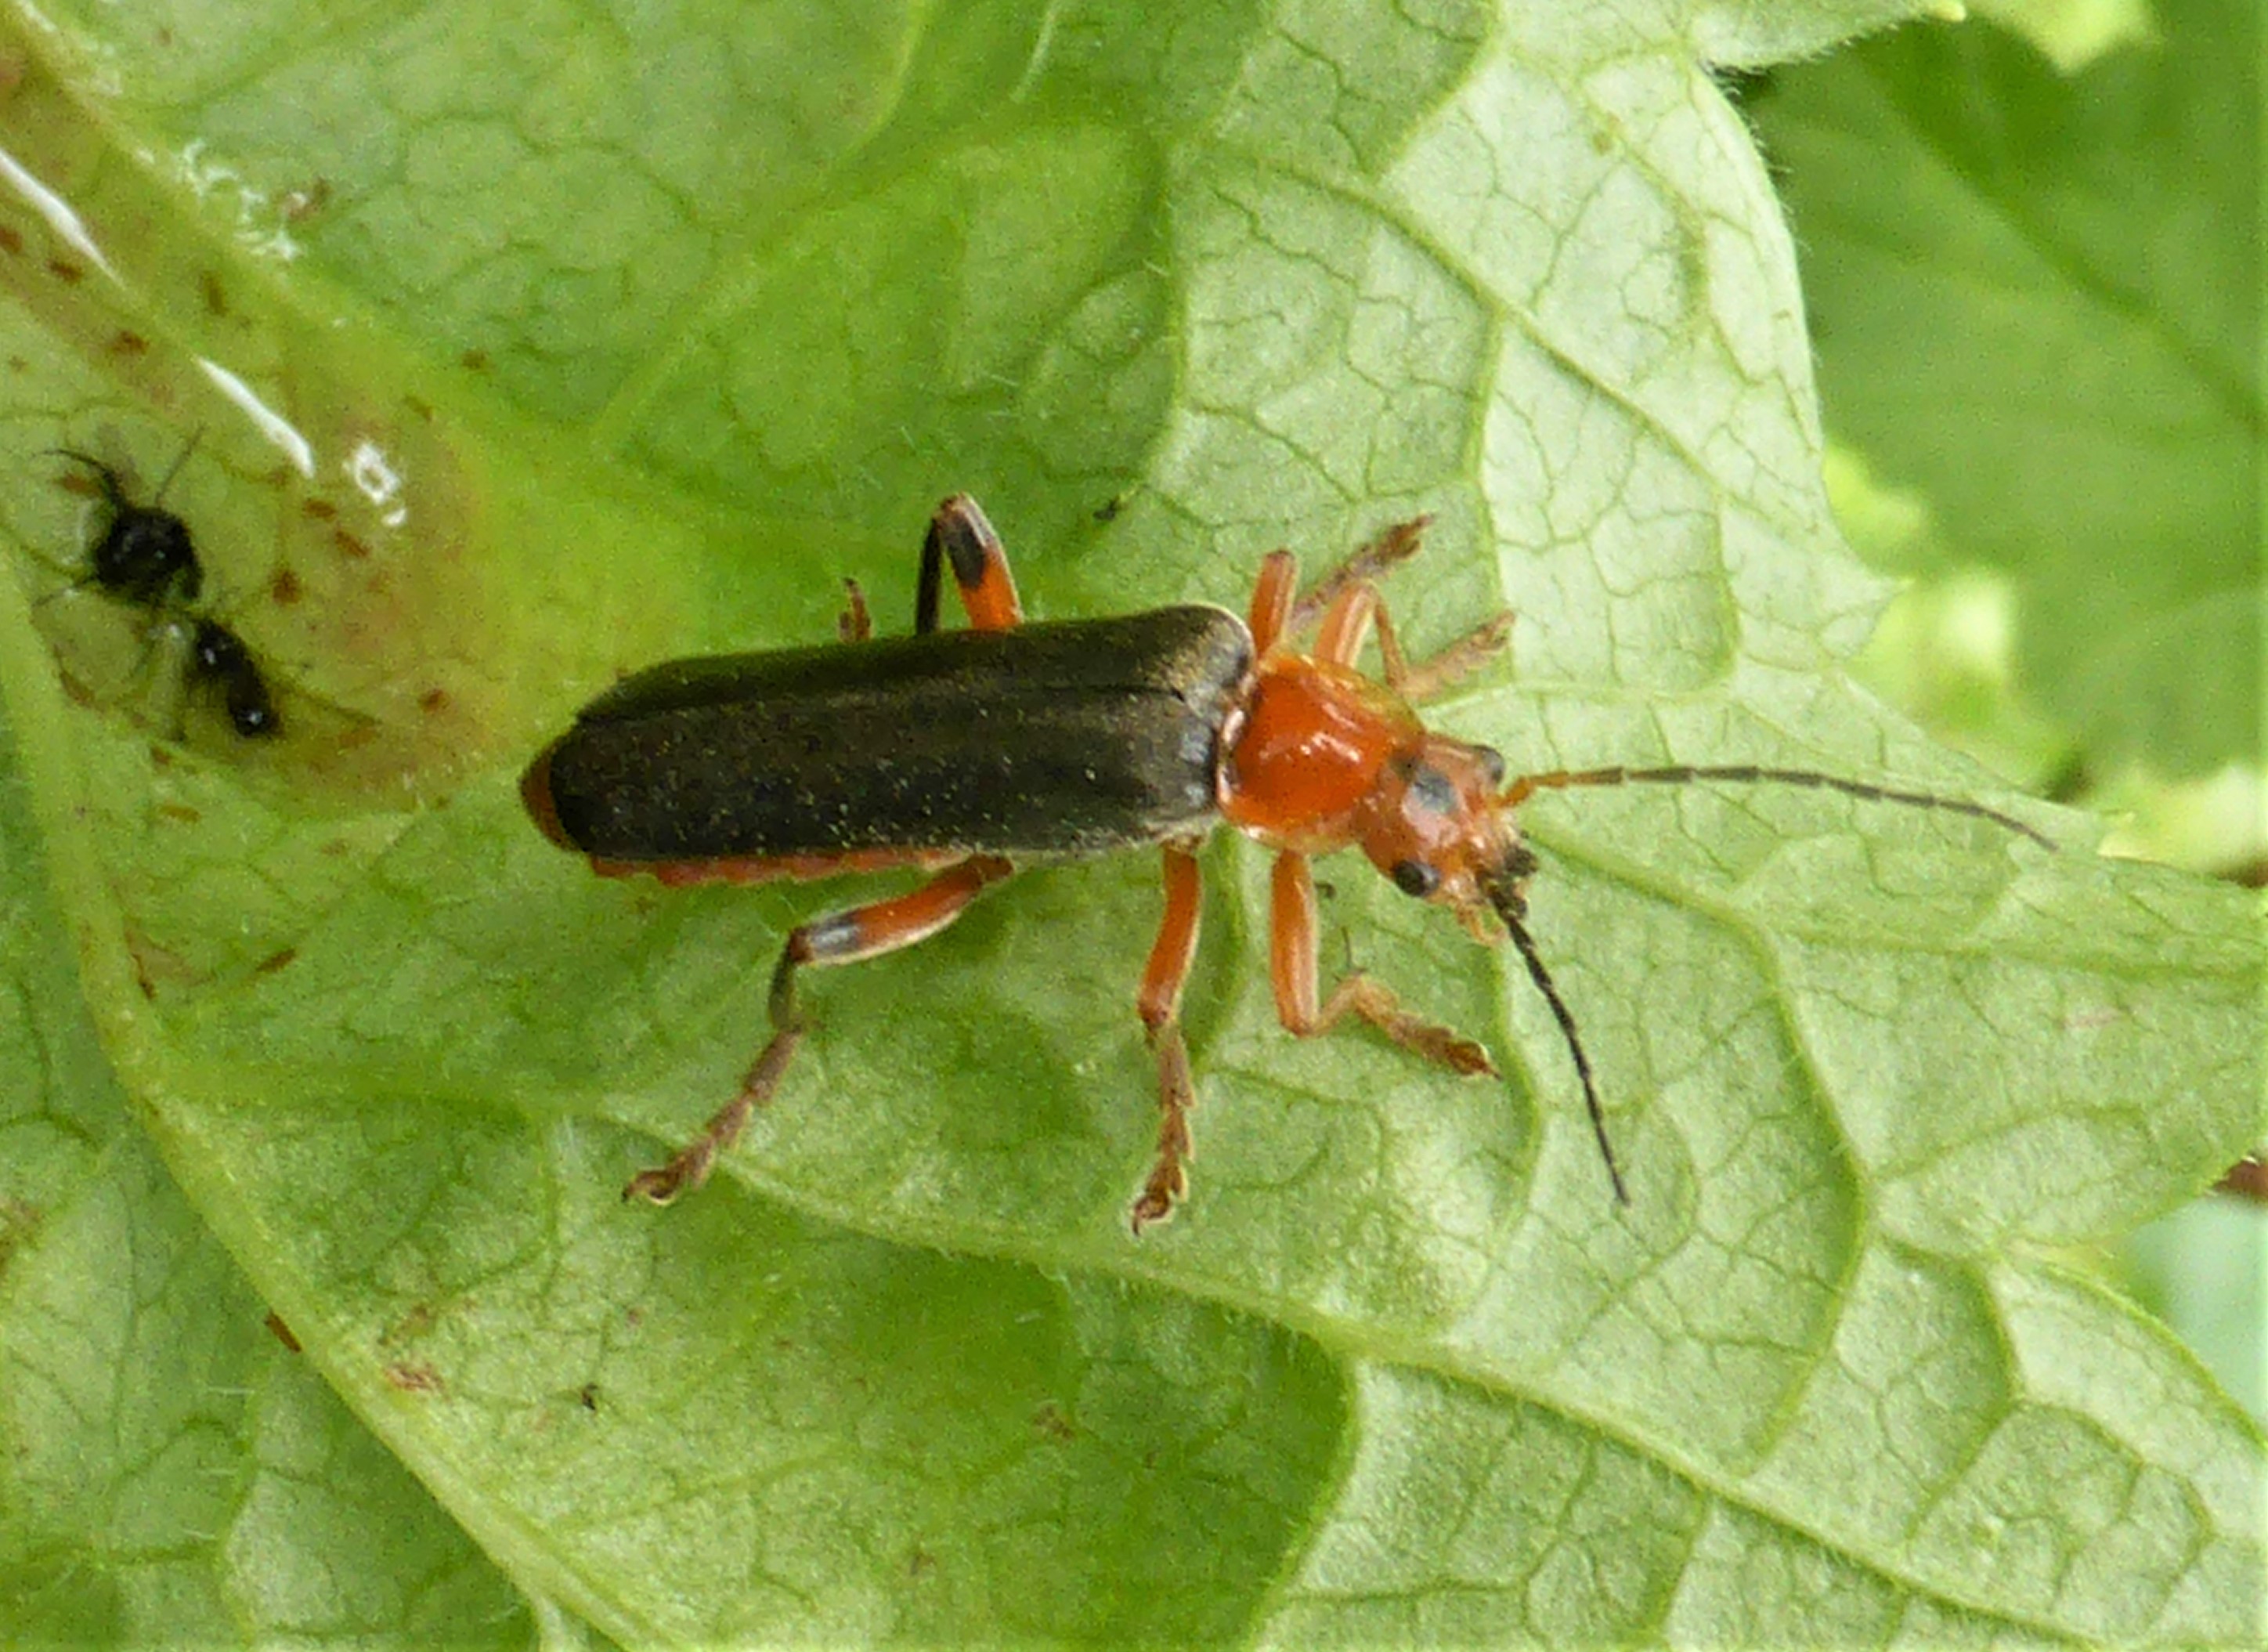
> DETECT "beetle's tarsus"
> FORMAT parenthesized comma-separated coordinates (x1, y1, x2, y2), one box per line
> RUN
(623, 1156, 702, 1206)
(623, 1023, 804, 1205)
(1301, 972, 1496, 1079)
(1130, 1023, 1196, 1235)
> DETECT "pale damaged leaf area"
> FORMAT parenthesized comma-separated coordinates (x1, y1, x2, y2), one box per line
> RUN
(0, 1, 2259, 1647)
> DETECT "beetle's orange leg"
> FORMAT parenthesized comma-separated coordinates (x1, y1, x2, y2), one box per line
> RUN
(1248, 550, 1298, 654)
(837, 577, 872, 643)
(1269, 850, 1496, 1075)
(625, 854, 1017, 1204)
(917, 495, 1024, 634)
(1130, 842, 1204, 1233)
(1284, 516, 1430, 638)
(1291, 518, 1512, 699)
(1310, 574, 1513, 703)
(1313, 581, 1380, 669)
(1389, 609, 1514, 704)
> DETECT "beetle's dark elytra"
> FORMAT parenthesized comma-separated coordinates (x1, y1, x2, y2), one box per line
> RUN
(531, 605, 1255, 863)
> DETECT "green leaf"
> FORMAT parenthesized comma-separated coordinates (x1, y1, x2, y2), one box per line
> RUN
(0, 691, 532, 1644)
(1747, 8, 2263, 776)
(2, 2, 2260, 1647)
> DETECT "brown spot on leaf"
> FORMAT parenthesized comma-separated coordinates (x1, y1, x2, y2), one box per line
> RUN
(0, 1198, 45, 1278)
(2218, 1157, 2268, 1202)
(123, 927, 190, 998)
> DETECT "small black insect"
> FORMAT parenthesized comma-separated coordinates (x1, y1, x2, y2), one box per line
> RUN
(52, 441, 204, 606)
(188, 619, 280, 738)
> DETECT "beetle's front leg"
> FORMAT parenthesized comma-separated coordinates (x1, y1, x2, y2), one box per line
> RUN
(1282, 516, 1430, 639)
(1311, 580, 1511, 703)
(625, 854, 1017, 1204)
(1130, 841, 1204, 1233)
(1269, 849, 1496, 1075)
(1273, 519, 1511, 700)
(1382, 607, 1515, 705)
(1244, 519, 1431, 656)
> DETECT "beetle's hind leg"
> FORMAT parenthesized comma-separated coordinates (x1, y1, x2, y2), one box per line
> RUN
(1130, 842, 1204, 1233)
(624, 854, 1016, 1204)
(916, 496, 1024, 634)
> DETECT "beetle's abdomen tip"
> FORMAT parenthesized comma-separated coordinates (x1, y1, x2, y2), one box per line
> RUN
(521, 739, 576, 851)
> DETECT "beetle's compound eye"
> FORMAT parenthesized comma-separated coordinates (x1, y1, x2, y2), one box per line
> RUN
(1391, 859, 1440, 898)
(1406, 764, 1458, 815)
(1475, 744, 1507, 788)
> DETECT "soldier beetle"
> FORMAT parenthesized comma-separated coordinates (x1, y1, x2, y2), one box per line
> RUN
(523, 498, 2051, 1231)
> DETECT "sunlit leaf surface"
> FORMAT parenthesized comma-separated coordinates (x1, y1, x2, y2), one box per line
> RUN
(0, 2, 2258, 1643)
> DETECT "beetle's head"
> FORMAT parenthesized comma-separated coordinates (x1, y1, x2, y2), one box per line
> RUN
(1357, 733, 1533, 940)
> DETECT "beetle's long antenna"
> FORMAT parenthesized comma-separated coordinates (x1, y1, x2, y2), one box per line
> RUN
(1501, 765, 2053, 851)
(1488, 880, 1630, 1206)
